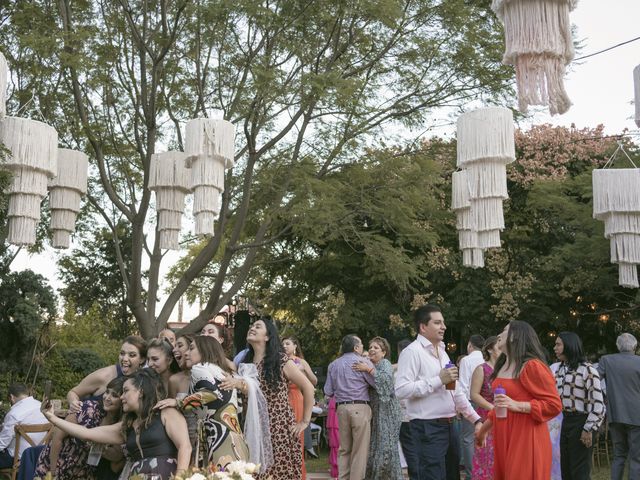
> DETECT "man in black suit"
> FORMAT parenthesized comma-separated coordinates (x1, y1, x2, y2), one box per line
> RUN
(598, 333, 640, 480)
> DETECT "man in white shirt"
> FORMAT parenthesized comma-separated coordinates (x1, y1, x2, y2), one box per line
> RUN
(457, 334, 485, 480)
(395, 305, 482, 480)
(0, 383, 48, 468)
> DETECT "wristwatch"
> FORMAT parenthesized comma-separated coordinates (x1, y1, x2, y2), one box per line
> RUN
(474, 419, 483, 426)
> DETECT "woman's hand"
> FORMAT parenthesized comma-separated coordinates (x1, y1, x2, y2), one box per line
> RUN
(475, 428, 487, 448)
(580, 430, 593, 448)
(290, 420, 309, 437)
(352, 362, 373, 374)
(220, 374, 243, 392)
(494, 393, 522, 413)
(40, 401, 55, 420)
(154, 398, 178, 410)
(68, 400, 83, 415)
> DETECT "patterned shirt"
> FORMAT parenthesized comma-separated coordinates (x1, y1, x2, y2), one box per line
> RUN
(555, 362, 606, 432)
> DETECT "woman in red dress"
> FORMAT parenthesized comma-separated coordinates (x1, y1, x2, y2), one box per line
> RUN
(475, 321, 562, 480)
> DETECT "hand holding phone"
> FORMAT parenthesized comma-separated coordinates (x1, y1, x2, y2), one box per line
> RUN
(43, 380, 52, 410)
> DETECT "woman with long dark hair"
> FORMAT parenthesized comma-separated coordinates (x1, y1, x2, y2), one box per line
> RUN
(35, 377, 126, 480)
(66, 336, 147, 412)
(475, 321, 562, 480)
(221, 316, 315, 480)
(553, 331, 605, 480)
(156, 335, 249, 470)
(42, 369, 191, 480)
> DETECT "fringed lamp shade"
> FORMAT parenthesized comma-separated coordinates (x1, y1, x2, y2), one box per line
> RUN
(185, 118, 235, 236)
(452, 170, 484, 268)
(456, 107, 515, 252)
(149, 151, 191, 250)
(48, 148, 88, 248)
(0, 51, 7, 118)
(492, 0, 575, 115)
(634, 65, 640, 128)
(0, 116, 57, 245)
(593, 169, 640, 288)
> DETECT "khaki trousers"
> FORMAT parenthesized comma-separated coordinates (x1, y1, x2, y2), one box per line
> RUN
(337, 403, 372, 480)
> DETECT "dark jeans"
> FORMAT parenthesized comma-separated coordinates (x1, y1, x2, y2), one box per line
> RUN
(0, 449, 13, 468)
(560, 412, 592, 480)
(400, 422, 418, 478)
(403, 418, 460, 480)
(609, 422, 640, 480)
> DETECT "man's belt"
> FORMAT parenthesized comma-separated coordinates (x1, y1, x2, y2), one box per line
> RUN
(336, 400, 370, 406)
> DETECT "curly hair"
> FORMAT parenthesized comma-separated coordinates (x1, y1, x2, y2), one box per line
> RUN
(245, 316, 284, 390)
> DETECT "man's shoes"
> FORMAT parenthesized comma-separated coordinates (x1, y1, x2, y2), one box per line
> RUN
(305, 447, 319, 458)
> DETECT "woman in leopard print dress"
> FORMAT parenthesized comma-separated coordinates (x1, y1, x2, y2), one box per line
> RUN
(224, 316, 315, 479)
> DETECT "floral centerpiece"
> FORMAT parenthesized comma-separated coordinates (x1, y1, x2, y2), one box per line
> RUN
(171, 461, 260, 480)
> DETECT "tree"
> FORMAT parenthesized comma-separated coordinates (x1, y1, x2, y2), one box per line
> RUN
(0, 0, 514, 338)
(57, 221, 136, 339)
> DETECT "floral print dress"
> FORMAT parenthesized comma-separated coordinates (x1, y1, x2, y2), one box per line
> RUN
(472, 362, 495, 480)
(35, 400, 105, 480)
(255, 354, 302, 480)
(366, 358, 403, 480)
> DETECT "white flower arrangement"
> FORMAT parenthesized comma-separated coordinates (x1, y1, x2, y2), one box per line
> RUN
(172, 461, 260, 480)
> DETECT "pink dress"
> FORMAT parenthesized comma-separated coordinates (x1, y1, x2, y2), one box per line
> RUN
(472, 363, 495, 479)
(327, 397, 339, 478)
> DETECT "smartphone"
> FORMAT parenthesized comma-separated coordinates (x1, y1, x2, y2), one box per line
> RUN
(43, 380, 52, 409)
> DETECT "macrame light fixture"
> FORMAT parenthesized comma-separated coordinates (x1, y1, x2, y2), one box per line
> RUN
(452, 170, 484, 268)
(491, 0, 576, 115)
(0, 116, 57, 245)
(634, 64, 640, 128)
(149, 151, 191, 249)
(0, 51, 7, 118)
(452, 107, 515, 267)
(185, 118, 235, 236)
(592, 147, 640, 288)
(48, 148, 88, 248)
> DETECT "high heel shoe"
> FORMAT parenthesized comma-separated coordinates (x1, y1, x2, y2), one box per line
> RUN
(305, 447, 319, 458)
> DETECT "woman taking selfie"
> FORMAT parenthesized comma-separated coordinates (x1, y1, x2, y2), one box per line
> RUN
(42, 369, 191, 480)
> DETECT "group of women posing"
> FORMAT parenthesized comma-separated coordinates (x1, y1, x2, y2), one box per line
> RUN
(38, 317, 317, 480)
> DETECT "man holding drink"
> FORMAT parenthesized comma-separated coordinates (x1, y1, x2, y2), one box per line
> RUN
(395, 305, 482, 480)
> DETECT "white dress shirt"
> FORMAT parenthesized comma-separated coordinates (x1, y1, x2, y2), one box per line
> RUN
(395, 335, 480, 423)
(0, 396, 48, 457)
(459, 350, 485, 400)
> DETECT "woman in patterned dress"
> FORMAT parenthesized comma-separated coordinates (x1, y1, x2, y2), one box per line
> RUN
(35, 376, 126, 480)
(42, 369, 191, 480)
(222, 316, 315, 480)
(157, 335, 249, 470)
(353, 336, 403, 480)
(470, 335, 500, 479)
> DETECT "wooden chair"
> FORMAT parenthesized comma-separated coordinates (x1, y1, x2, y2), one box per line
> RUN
(0, 423, 52, 480)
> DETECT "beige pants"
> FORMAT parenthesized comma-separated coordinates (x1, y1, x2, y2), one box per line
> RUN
(337, 403, 372, 480)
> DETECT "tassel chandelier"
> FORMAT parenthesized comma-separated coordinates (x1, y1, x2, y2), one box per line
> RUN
(452, 107, 516, 268)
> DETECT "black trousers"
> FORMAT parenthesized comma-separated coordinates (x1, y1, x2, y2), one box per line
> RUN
(560, 412, 593, 480)
(402, 418, 460, 480)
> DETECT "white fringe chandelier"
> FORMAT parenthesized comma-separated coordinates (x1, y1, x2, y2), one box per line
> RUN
(149, 151, 191, 250)
(491, 0, 576, 115)
(49, 148, 88, 249)
(0, 116, 58, 246)
(185, 118, 235, 236)
(453, 107, 515, 268)
(592, 150, 640, 288)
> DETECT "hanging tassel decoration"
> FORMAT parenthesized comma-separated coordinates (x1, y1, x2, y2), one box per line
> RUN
(455, 107, 515, 257)
(492, 0, 576, 115)
(0, 51, 7, 119)
(452, 170, 484, 268)
(593, 168, 640, 288)
(0, 116, 58, 245)
(634, 65, 640, 128)
(48, 149, 88, 248)
(149, 151, 191, 249)
(185, 118, 235, 236)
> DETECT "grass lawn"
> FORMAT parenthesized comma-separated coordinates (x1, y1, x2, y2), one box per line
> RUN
(305, 446, 617, 479)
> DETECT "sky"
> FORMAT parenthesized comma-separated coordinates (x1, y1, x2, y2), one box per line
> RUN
(10, 1, 640, 323)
